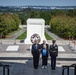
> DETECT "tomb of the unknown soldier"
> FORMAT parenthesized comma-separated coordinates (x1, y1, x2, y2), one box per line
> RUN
(24, 18, 46, 44)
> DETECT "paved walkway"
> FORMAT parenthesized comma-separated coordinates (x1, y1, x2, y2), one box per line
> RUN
(0, 43, 76, 60)
(8, 27, 26, 40)
(45, 29, 63, 40)
(7, 27, 62, 40)
(0, 42, 76, 75)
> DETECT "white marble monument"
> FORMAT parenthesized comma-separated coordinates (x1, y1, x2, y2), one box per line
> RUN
(24, 18, 46, 44)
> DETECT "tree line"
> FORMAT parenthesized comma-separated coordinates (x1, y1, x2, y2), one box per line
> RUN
(18, 9, 76, 39)
(50, 16, 76, 39)
(0, 9, 76, 38)
(18, 9, 51, 25)
(18, 9, 76, 25)
(49, 9, 76, 39)
(0, 13, 21, 37)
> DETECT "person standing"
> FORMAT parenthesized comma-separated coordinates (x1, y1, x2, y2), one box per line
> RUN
(31, 40, 41, 69)
(41, 40, 49, 69)
(49, 40, 58, 70)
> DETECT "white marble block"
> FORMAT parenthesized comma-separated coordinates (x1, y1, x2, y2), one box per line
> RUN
(24, 18, 46, 44)
(58, 46, 65, 52)
(6, 46, 19, 51)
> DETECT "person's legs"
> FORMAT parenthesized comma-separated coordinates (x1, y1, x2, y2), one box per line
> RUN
(44, 57, 47, 65)
(42, 56, 45, 68)
(51, 57, 53, 69)
(44, 57, 48, 68)
(42, 56, 45, 65)
(33, 54, 39, 69)
(36, 54, 40, 68)
(53, 56, 56, 69)
(33, 55, 36, 68)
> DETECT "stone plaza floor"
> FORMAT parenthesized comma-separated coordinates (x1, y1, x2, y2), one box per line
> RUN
(0, 60, 76, 75)
(0, 40, 76, 75)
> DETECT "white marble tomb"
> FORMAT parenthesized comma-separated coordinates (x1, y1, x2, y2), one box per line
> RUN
(24, 18, 46, 44)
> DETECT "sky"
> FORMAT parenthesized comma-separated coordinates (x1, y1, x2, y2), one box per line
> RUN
(0, 0, 76, 6)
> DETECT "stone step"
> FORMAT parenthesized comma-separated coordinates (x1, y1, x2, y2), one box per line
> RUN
(0, 57, 76, 61)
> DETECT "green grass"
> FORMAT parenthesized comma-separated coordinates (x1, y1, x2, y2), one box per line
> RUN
(45, 32, 53, 40)
(17, 31, 27, 39)
(16, 31, 53, 40)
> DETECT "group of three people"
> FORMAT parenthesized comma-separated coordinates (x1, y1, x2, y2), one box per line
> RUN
(31, 40, 58, 70)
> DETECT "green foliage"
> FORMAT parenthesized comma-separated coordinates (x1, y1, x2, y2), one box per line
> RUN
(1, 9, 76, 39)
(6, 28, 21, 38)
(0, 13, 21, 37)
(39, 11, 51, 25)
(11, 14, 21, 30)
(17, 31, 27, 39)
(50, 16, 76, 38)
(18, 9, 76, 25)
(18, 9, 51, 25)
(67, 9, 76, 17)
(45, 32, 53, 40)
(51, 10, 66, 16)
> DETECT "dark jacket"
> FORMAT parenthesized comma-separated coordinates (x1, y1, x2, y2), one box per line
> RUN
(41, 43, 49, 57)
(31, 44, 41, 56)
(50, 44, 58, 57)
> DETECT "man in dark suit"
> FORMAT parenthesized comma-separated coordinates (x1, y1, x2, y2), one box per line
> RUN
(49, 40, 58, 70)
(31, 40, 41, 69)
(41, 40, 49, 69)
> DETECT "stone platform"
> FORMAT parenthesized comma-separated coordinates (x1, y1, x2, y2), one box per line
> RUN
(0, 42, 76, 75)
(0, 59, 75, 75)
(0, 43, 76, 60)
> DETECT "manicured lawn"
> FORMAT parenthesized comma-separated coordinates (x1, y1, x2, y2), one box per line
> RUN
(45, 32, 53, 40)
(17, 31, 27, 39)
(17, 31, 53, 40)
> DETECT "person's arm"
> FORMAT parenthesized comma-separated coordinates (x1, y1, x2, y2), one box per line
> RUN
(40, 44, 43, 52)
(46, 44, 49, 57)
(31, 44, 34, 55)
(56, 45, 58, 56)
(47, 44, 49, 50)
(49, 45, 52, 56)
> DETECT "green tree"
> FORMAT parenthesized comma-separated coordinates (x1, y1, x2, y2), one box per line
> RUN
(67, 9, 76, 17)
(0, 13, 21, 37)
(50, 16, 76, 39)
(39, 11, 51, 24)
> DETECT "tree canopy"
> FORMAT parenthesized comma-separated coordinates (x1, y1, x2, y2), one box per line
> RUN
(50, 16, 76, 39)
(0, 13, 21, 37)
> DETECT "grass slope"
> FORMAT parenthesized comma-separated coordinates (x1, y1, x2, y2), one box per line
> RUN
(17, 31, 53, 40)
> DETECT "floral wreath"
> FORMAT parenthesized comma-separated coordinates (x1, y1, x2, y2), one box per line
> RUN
(30, 34, 41, 43)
